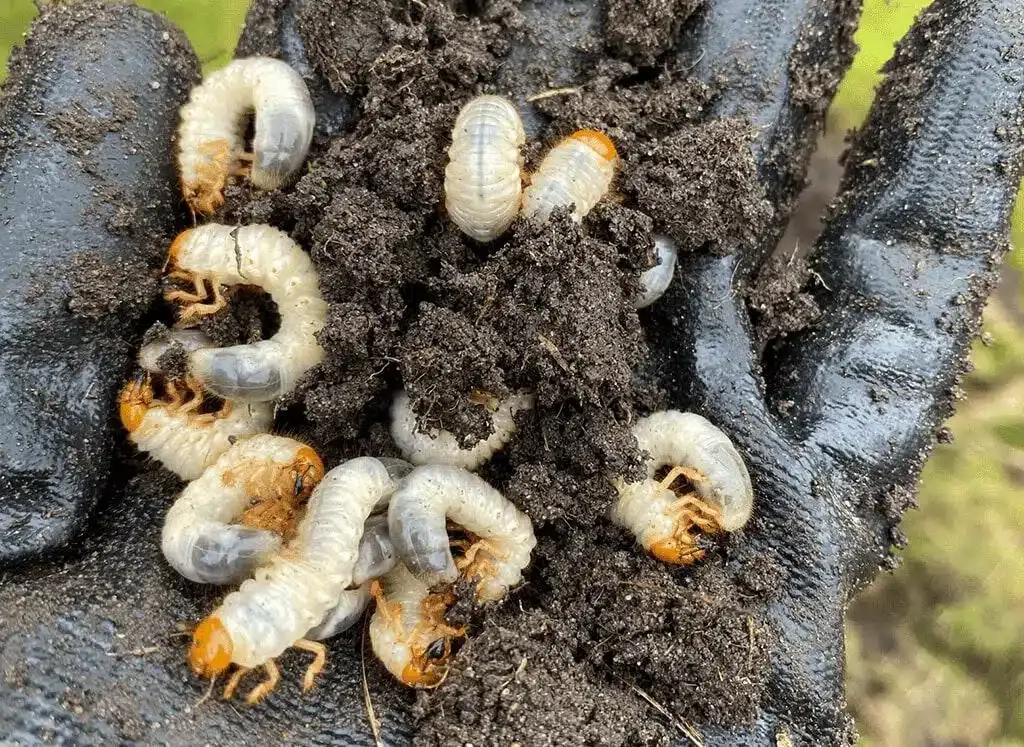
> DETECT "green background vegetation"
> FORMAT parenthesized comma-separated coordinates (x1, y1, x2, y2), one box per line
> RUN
(1, 1, 1021, 744)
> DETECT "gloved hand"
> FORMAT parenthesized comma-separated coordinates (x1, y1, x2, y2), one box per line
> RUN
(0, 0, 1020, 745)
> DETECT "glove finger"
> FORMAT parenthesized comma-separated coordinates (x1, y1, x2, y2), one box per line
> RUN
(0, 1, 198, 566)
(766, 0, 1024, 575)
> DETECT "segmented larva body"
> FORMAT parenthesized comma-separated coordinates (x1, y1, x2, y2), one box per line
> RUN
(369, 563, 462, 688)
(189, 457, 398, 676)
(178, 56, 315, 215)
(444, 95, 526, 242)
(389, 390, 535, 471)
(306, 584, 371, 641)
(387, 465, 535, 602)
(119, 377, 274, 481)
(165, 223, 327, 402)
(611, 410, 753, 565)
(162, 435, 323, 584)
(521, 129, 618, 223)
(634, 235, 678, 310)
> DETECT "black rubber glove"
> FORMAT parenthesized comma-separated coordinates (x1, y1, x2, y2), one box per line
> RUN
(1, 0, 1021, 745)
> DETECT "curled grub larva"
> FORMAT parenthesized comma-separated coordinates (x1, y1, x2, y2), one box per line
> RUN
(611, 410, 753, 565)
(387, 465, 535, 602)
(352, 514, 397, 586)
(521, 129, 618, 223)
(188, 457, 398, 703)
(444, 95, 526, 242)
(390, 390, 534, 471)
(178, 56, 315, 215)
(161, 435, 322, 584)
(306, 584, 371, 641)
(164, 223, 327, 402)
(118, 375, 274, 481)
(369, 563, 464, 688)
(633, 235, 678, 309)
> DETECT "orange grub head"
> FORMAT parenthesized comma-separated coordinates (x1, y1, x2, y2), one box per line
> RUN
(649, 537, 705, 566)
(189, 615, 234, 677)
(118, 376, 154, 432)
(570, 129, 618, 162)
(292, 446, 325, 498)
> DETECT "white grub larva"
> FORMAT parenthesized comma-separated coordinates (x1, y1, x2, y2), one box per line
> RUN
(165, 223, 327, 403)
(389, 390, 535, 471)
(521, 129, 618, 223)
(178, 56, 315, 215)
(188, 457, 398, 703)
(444, 95, 526, 242)
(611, 410, 753, 565)
(161, 434, 323, 584)
(387, 465, 535, 602)
(118, 376, 274, 481)
(305, 584, 371, 641)
(633, 235, 678, 310)
(369, 563, 464, 688)
(352, 514, 397, 586)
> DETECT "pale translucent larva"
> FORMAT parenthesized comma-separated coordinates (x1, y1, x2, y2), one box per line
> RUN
(178, 56, 315, 215)
(119, 376, 274, 481)
(611, 410, 753, 565)
(161, 435, 323, 584)
(369, 563, 462, 688)
(389, 390, 535, 471)
(521, 129, 618, 223)
(165, 223, 327, 402)
(633, 235, 678, 309)
(444, 95, 526, 242)
(387, 465, 535, 602)
(306, 584, 371, 641)
(188, 457, 399, 701)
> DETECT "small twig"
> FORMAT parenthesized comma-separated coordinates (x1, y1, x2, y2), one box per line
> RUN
(496, 657, 528, 691)
(625, 679, 704, 746)
(105, 646, 159, 658)
(526, 87, 582, 102)
(361, 616, 385, 747)
(194, 675, 217, 708)
(537, 333, 570, 373)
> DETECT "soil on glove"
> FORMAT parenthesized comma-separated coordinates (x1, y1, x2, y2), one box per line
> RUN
(52, 0, 840, 742)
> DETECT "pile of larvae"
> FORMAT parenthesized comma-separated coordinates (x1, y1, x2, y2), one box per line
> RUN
(118, 57, 755, 704)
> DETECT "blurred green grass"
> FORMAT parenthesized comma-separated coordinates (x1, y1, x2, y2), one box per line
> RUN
(0, 2, 1022, 746)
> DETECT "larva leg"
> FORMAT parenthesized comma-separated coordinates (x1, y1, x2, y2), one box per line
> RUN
(222, 666, 252, 700)
(164, 380, 185, 410)
(370, 580, 402, 629)
(244, 659, 280, 704)
(455, 538, 509, 572)
(175, 382, 204, 415)
(165, 271, 209, 305)
(658, 464, 706, 491)
(178, 279, 227, 320)
(292, 639, 327, 692)
(667, 493, 724, 534)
